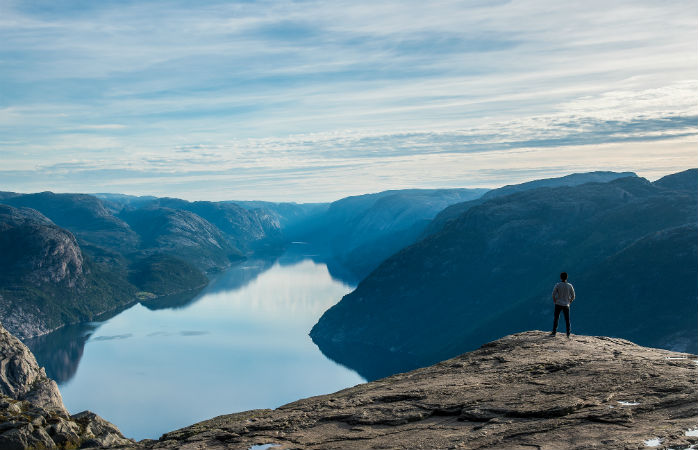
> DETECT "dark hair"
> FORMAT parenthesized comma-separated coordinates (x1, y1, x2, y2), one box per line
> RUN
(560, 272, 568, 281)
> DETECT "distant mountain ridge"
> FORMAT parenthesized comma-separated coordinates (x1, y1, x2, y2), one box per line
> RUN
(311, 169, 698, 380)
(0, 186, 483, 338)
(0, 192, 286, 339)
(291, 188, 488, 280)
(1, 191, 140, 252)
(2, 170, 693, 348)
(425, 171, 637, 236)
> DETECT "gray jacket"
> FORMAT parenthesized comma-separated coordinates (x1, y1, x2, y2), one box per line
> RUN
(552, 281, 575, 307)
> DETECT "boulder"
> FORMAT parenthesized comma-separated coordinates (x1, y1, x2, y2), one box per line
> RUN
(0, 323, 133, 449)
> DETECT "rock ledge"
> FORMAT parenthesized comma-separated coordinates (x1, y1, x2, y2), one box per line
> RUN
(137, 331, 698, 450)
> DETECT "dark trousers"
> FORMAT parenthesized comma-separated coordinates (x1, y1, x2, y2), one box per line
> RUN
(552, 304, 571, 334)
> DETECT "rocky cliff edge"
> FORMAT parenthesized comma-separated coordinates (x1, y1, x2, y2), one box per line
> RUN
(139, 331, 697, 450)
(0, 323, 132, 449)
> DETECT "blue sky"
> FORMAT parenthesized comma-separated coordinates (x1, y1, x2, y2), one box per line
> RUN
(1, 0, 696, 201)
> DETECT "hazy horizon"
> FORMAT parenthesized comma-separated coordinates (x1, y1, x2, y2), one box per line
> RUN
(1, 1, 696, 202)
(0, 167, 690, 204)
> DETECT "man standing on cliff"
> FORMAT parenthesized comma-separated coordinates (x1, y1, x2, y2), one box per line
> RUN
(550, 272, 575, 338)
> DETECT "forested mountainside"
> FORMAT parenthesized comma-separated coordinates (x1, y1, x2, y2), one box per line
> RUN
(0, 204, 135, 339)
(311, 169, 698, 379)
(0, 192, 284, 339)
(0, 186, 484, 339)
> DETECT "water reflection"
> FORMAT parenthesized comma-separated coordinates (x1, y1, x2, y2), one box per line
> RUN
(29, 255, 301, 382)
(313, 339, 425, 382)
(26, 322, 97, 384)
(29, 248, 364, 440)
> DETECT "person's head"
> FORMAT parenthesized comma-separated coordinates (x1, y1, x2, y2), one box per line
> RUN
(560, 272, 568, 281)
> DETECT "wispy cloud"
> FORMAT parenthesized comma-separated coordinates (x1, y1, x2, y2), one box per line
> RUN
(0, 0, 695, 200)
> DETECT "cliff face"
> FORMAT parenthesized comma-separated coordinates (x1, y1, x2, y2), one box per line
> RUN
(0, 321, 65, 414)
(0, 191, 286, 340)
(0, 204, 142, 341)
(135, 332, 698, 450)
(0, 323, 131, 449)
(0, 205, 92, 338)
(119, 207, 243, 272)
(0, 205, 86, 288)
(134, 198, 283, 253)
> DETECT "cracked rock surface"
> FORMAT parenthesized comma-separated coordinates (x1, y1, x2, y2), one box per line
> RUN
(130, 331, 698, 450)
(0, 323, 132, 449)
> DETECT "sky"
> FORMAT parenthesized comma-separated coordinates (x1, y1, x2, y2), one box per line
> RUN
(0, 0, 696, 202)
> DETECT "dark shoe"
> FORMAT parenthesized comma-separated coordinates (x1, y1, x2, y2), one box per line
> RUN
(549, 332, 557, 337)
(566, 332, 571, 338)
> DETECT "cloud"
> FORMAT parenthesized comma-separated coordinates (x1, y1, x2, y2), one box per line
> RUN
(0, 0, 696, 199)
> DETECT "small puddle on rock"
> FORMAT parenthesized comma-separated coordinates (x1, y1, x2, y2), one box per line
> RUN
(686, 428, 698, 437)
(665, 356, 688, 360)
(644, 437, 662, 447)
(617, 401, 640, 406)
(249, 444, 281, 450)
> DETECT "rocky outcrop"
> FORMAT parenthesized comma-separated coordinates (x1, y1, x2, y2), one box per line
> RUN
(0, 205, 86, 288)
(0, 205, 92, 339)
(0, 322, 65, 414)
(133, 332, 698, 450)
(0, 204, 142, 341)
(0, 323, 132, 449)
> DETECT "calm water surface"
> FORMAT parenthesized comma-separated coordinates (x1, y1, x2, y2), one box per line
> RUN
(31, 249, 364, 440)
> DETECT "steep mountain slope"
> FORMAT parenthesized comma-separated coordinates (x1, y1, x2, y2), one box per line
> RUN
(134, 332, 698, 450)
(0, 205, 136, 339)
(295, 188, 487, 279)
(97, 194, 291, 253)
(0, 205, 84, 288)
(1, 192, 139, 253)
(233, 200, 328, 229)
(0, 191, 282, 339)
(119, 206, 243, 272)
(311, 170, 698, 379)
(135, 198, 282, 254)
(425, 171, 636, 236)
(128, 254, 208, 296)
